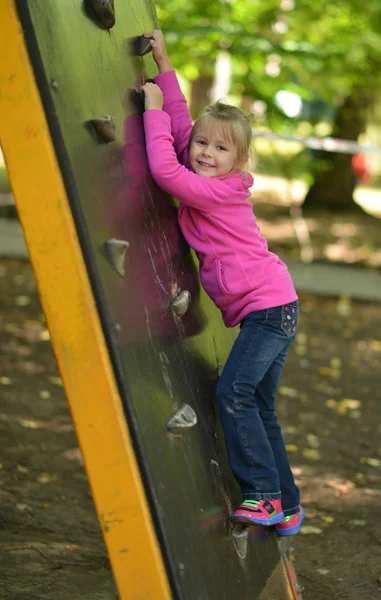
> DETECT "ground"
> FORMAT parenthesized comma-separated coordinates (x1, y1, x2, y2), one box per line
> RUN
(1, 255, 381, 600)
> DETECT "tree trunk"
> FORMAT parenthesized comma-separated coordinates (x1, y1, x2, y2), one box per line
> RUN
(190, 76, 213, 118)
(303, 91, 373, 211)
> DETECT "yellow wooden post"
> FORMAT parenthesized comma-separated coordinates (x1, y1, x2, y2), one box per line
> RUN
(0, 2, 172, 598)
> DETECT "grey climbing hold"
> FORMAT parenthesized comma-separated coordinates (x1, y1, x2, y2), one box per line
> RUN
(170, 290, 191, 317)
(102, 238, 129, 277)
(87, 0, 115, 30)
(232, 524, 249, 560)
(131, 35, 153, 56)
(166, 404, 197, 434)
(89, 116, 116, 143)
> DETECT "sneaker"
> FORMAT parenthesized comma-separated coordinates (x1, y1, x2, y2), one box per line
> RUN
(231, 499, 284, 526)
(276, 506, 305, 536)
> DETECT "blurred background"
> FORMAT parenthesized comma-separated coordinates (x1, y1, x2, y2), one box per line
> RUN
(151, 0, 381, 268)
(2, 0, 381, 267)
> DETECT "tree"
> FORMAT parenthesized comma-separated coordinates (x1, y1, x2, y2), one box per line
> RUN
(155, 0, 381, 210)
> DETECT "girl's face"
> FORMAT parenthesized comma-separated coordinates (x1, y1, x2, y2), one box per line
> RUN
(189, 122, 238, 178)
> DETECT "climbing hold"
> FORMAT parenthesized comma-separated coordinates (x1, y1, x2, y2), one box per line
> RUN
(166, 404, 197, 434)
(232, 524, 249, 559)
(89, 116, 116, 143)
(87, 0, 115, 30)
(131, 35, 153, 57)
(102, 238, 129, 277)
(170, 290, 191, 317)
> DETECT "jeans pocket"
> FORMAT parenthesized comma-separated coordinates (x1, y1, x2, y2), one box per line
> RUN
(281, 302, 299, 337)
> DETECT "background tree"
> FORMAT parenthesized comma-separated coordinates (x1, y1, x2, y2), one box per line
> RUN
(155, 0, 381, 211)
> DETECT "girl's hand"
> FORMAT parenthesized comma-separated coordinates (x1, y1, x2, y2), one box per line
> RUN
(141, 82, 164, 111)
(143, 30, 172, 73)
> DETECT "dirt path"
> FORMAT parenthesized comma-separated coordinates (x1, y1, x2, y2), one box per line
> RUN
(1, 258, 381, 599)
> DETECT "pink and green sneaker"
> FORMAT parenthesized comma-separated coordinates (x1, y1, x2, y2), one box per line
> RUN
(276, 506, 305, 536)
(231, 499, 284, 526)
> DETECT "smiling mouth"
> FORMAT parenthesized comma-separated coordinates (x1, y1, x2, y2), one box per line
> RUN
(198, 161, 214, 168)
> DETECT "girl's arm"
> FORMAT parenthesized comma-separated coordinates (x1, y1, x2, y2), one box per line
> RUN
(142, 106, 231, 212)
(144, 30, 193, 166)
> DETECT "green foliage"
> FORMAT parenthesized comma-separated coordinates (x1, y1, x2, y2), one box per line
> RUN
(155, 0, 381, 127)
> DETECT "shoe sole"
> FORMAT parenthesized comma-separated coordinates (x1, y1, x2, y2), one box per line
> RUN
(231, 512, 284, 527)
(276, 507, 305, 536)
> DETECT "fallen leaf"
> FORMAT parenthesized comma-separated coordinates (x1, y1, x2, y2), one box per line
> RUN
(336, 297, 352, 316)
(37, 473, 57, 484)
(62, 448, 83, 464)
(330, 357, 342, 368)
(350, 520, 367, 527)
(0, 377, 12, 385)
(297, 332, 307, 344)
(301, 526, 323, 535)
(20, 419, 40, 429)
(16, 503, 32, 512)
(317, 569, 330, 575)
(286, 444, 299, 453)
(279, 386, 298, 398)
(369, 340, 381, 352)
(15, 295, 31, 307)
(361, 457, 380, 468)
(302, 448, 321, 461)
(320, 515, 335, 524)
(306, 433, 320, 448)
(39, 329, 50, 341)
(341, 398, 361, 410)
(319, 367, 340, 378)
(48, 376, 63, 387)
(17, 465, 28, 473)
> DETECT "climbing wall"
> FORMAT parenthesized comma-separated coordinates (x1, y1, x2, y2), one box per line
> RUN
(0, 1, 302, 598)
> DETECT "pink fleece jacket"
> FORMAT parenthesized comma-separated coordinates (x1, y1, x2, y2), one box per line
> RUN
(143, 70, 297, 327)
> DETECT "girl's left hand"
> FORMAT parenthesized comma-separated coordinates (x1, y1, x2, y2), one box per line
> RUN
(141, 82, 163, 111)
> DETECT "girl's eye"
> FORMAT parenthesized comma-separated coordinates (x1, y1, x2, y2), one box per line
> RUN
(217, 146, 227, 151)
(197, 140, 206, 145)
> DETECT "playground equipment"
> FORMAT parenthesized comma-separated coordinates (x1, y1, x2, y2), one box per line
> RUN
(0, 2, 302, 598)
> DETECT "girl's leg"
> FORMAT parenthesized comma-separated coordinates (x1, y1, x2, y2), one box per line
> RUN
(255, 348, 300, 516)
(216, 306, 293, 502)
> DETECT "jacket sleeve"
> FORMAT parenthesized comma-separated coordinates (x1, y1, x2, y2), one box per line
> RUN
(154, 70, 193, 167)
(143, 110, 231, 212)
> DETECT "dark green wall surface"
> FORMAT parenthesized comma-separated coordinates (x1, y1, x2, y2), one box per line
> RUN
(17, 1, 291, 598)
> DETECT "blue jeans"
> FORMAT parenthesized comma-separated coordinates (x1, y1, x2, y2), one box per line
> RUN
(216, 301, 300, 516)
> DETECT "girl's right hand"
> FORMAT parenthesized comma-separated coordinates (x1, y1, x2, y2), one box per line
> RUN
(143, 30, 172, 73)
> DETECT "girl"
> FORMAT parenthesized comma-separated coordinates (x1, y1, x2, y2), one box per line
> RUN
(141, 30, 304, 536)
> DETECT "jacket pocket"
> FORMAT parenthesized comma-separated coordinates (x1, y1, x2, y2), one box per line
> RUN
(215, 259, 232, 295)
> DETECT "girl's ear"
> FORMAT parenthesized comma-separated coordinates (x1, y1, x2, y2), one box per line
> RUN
(236, 153, 249, 170)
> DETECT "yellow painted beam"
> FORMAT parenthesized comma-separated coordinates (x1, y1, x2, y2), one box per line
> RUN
(0, 2, 172, 598)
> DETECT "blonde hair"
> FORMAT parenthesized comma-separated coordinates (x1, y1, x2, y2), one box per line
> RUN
(189, 101, 252, 170)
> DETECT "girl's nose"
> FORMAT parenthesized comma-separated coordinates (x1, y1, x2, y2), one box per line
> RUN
(203, 146, 212, 157)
